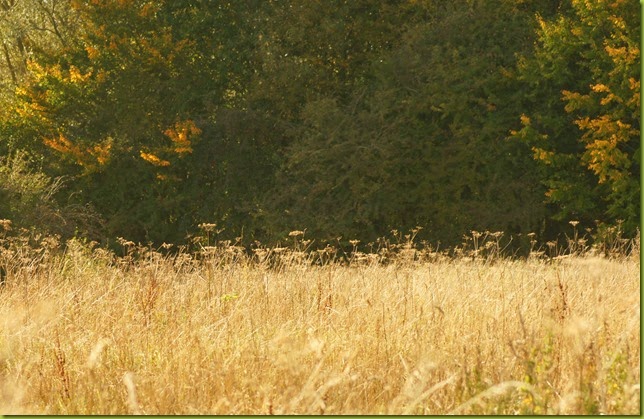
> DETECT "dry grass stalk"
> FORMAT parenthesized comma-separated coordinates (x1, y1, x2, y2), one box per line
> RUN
(0, 236, 639, 414)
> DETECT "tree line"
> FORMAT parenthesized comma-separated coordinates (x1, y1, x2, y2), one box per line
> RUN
(0, 0, 640, 251)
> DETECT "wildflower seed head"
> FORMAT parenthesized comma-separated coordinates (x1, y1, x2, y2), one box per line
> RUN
(117, 237, 135, 247)
(0, 219, 12, 231)
(198, 223, 217, 232)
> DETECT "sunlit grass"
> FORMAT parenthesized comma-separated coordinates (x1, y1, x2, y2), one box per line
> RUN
(0, 229, 639, 414)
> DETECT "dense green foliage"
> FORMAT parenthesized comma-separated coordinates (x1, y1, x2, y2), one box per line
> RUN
(512, 0, 641, 235)
(0, 0, 640, 248)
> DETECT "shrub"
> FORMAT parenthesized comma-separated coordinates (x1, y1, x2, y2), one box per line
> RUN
(0, 150, 101, 239)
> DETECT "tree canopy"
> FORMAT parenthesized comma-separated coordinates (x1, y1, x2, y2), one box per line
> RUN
(0, 0, 639, 249)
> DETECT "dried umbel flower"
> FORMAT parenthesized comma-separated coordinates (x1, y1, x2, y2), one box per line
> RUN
(40, 235, 60, 251)
(288, 230, 304, 237)
(117, 237, 135, 247)
(0, 219, 12, 231)
(198, 223, 217, 232)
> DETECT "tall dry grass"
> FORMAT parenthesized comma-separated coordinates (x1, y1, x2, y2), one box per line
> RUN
(0, 228, 640, 414)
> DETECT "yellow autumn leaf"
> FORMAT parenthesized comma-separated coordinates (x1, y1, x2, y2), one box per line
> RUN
(140, 151, 170, 167)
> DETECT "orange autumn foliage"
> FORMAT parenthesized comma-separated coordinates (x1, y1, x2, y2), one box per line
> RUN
(163, 120, 201, 155)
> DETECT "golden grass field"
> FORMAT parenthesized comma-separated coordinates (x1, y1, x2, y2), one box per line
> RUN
(0, 232, 640, 415)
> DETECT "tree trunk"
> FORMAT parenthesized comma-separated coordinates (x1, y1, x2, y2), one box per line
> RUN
(2, 41, 17, 85)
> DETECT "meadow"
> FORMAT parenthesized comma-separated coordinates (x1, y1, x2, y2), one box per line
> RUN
(0, 228, 640, 415)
